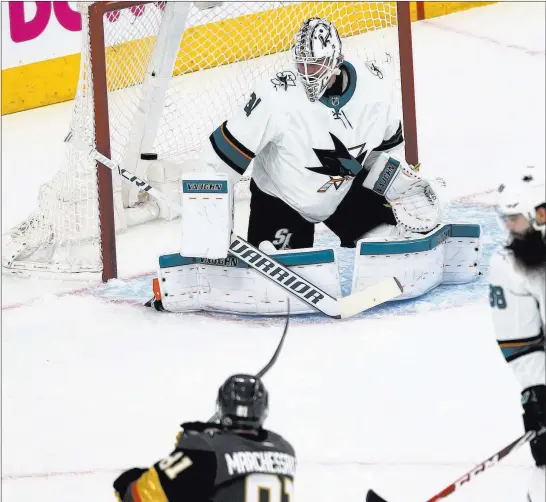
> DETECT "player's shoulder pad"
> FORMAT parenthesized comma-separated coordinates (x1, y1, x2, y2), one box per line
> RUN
(251, 68, 303, 109)
(268, 69, 300, 95)
(263, 429, 296, 456)
(356, 58, 394, 81)
(179, 420, 219, 433)
(142, 446, 217, 502)
(351, 58, 394, 98)
(489, 249, 528, 293)
(176, 421, 220, 451)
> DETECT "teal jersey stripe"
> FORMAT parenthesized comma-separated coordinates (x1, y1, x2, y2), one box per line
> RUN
(501, 343, 544, 362)
(210, 125, 252, 174)
(499, 331, 545, 362)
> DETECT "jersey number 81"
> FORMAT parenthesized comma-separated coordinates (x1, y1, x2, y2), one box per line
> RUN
(245, 473, 294, 502)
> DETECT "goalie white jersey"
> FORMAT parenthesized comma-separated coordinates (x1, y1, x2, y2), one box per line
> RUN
(489, 250, 546, 390)
(202, 59, 403, 223)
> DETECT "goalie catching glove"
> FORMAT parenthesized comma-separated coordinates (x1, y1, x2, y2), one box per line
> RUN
(363, 153, 442, 233)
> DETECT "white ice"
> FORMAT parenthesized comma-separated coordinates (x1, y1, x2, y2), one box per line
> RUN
(2, 2, 545, 502)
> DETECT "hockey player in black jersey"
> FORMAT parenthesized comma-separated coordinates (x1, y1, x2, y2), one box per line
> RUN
(113, 374, 295, 502)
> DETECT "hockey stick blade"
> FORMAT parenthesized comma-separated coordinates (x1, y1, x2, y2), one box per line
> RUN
(65, 133, 402, 318)
(339, 277, 403, 319)
(366, 427, 546, 502)
(208, 300, 290, 422)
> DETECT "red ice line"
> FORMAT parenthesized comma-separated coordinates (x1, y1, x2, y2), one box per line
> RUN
(424, 20, 545, 58)
(2, 459, 531, 482)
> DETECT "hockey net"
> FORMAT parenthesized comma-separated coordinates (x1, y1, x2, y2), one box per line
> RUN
(2, 1, 417, 281)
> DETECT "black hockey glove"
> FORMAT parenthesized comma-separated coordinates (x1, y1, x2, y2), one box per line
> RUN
(113, 467, 147, 500)
(522, 384, 546, 466)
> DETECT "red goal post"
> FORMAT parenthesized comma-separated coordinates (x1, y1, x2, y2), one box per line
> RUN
(3, 1, 418, 283)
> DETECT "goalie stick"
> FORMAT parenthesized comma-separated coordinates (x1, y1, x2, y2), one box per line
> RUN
(64, 132, 403, 318)
(208, 299, 291, 423)
(366, 427, 546, 502)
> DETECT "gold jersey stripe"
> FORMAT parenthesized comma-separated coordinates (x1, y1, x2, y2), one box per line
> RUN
(133, 467, 169, 502)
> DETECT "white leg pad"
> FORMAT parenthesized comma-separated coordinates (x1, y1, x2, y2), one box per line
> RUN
(180, 172, 232, 259)
(352, 224, 481, 300)
(156, 247, 341, 315)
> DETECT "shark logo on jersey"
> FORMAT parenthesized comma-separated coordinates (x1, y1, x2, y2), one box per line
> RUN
(271, 71, 296, 91)
(365, 61, 384, 79)
(307, 133, 368, 192)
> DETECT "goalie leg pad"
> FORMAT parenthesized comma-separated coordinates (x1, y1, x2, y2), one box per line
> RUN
(180, 172, 232, 259)
(155, 247, 341, 315)
(352, 224, 481, 300)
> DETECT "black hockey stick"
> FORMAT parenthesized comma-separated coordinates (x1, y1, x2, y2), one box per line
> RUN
(208, 299, 291, 422)
(64, 132, 403, 319)
(256, 299, 290, 379)
(366, 427, 546, 502)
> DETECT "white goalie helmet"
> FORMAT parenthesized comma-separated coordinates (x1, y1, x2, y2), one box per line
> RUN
(496, 166, 546, 237)
(291, 17, 343, 102)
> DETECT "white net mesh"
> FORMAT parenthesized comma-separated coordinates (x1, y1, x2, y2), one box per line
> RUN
(3, 1, 403, 279)
(3, 4, 100, 276)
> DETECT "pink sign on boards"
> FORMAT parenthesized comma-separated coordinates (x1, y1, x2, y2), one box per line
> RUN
(9, 2, 80, 43)
(8, 2, 165, 44)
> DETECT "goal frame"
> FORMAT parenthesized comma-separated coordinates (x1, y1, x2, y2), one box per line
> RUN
(87, 1, 419, 282)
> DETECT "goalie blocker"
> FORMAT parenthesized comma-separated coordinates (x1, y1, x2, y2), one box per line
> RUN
(179, 172, 232, 259)
(147, 223, 481, 315)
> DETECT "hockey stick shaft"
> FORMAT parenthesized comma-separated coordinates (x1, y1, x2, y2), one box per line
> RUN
(426, 428, 544, 501)
(65, 132, 402, 318)
(65, 132, 185, 212)
(367, 427, 545, 502)
(208, 299, 290, 422)
(256, 298, 290, 378)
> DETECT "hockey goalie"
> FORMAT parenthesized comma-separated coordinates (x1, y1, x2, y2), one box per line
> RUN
(148, 17, 481, 315)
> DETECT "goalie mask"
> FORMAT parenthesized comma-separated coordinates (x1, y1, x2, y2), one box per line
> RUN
(291, 17, 343, 102)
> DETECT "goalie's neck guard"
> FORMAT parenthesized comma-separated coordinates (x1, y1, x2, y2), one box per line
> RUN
(319, 61, 357, 111)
